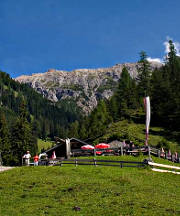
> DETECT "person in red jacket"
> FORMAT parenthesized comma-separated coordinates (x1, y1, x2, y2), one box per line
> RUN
(33, 154, 39, 166)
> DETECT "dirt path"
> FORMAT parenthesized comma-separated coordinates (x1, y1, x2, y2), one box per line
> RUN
(0, 166, 14, 172)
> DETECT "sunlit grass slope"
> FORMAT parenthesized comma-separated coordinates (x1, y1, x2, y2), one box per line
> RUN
(37, 139, 54, 153)
(0, 156, 179, 216)
(94, 120, 180, 153)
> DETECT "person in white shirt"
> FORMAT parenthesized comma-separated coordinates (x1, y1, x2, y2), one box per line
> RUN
(23, 151, 31, 166)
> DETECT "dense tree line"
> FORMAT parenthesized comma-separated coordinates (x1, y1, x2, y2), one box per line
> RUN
(0, 72, 82, 139)
(151, 40, 180, 134)
(0, 72, 82, 165)
(0, 100, 37, 165)
(68, 40, 180, 145)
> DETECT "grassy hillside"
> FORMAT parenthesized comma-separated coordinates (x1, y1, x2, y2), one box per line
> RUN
(93, 120, 180, 153)
(37, 139, 55, 153)
(0, 156, 179, 216)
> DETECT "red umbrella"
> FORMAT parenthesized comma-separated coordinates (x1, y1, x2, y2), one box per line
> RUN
(95, 143, 111, 155)
(81, 145, 94, 150)
(96, 151, 103, 155)
(95, 143, 110, 149)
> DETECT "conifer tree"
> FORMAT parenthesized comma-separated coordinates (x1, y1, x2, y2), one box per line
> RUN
(150, 67, 171, 125)
(151, 40, 180, 132)
(167, 40, 177, 77)
(110, 67, 139, 120)
(68, 120, 79, 138)
(109, 96, 119, 121)
(42, 120, 47, 141)
(78, 119, 88, 140)
(137, 51, 151, 97)
(11, 100, 37, 165)
(0, 110, 11, 165)
(88, 100, 112, 139)
(166, 40, 180, 130)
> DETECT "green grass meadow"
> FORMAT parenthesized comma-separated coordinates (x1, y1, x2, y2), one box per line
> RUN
(0, 156, 180, 216)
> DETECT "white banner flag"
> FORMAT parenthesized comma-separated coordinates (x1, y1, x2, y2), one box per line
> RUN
(144, 96, 151, 145)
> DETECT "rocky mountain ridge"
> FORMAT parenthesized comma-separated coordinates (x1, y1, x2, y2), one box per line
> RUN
(15, 62, 161, 114)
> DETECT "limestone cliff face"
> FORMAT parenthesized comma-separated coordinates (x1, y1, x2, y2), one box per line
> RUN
(15, 62, 161, 114)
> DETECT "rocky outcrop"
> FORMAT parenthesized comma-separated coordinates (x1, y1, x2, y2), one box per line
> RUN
(15, 62, 161, 114)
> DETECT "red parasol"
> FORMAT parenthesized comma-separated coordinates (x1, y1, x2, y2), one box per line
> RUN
(95, 143, 110, 149)
(95, 143, 111, 155)
(81, 145, 95, 150)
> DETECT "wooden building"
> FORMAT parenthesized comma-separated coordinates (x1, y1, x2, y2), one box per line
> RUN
(44, 137, 89, 159)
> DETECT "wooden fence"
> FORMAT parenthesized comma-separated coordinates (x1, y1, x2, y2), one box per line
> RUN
(49, 158, 146, 168)
(148, 161, 180, 174)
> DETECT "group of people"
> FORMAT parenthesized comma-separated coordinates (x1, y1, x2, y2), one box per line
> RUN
(22, 151, 39, 166)
(22, 150, 57, 166)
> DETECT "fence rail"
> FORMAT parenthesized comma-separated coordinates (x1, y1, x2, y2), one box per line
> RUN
(50, 158, 146, 168)
(148, 161, 180, 174)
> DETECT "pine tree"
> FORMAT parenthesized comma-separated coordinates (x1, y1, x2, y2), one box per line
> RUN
(0, 110, 11, 165)
(167, 40, 177, 78)
(88, 100, 112, 139)
(150, 67, 170, 125)
(137, 51, 151, 97)
(42, 120, 47, 141)
(166, 40, 180, 130)
(110, 67, 139, 120)
(79, 125, 87, 140)
(68, 121, 79, 138)
(109, 96, 119, 121)
(151, 40, 180, 132)
(11, 100, 37, 165)
(78, 118, 88, 140)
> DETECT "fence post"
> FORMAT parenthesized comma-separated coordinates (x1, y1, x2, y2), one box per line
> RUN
(121, 145, 123, 156)
(120, 163, 123, 168)
(93, 158, 97, 167)
(75, 158, 78, 167)
(165, 152, 167, 159)
(60, 160, 63, 167)
(94, 149, 96, 157)
(158, 150, 160, 158)
(148, 146, 151, 158)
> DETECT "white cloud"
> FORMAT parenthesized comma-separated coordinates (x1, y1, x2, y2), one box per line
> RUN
(147, 57, 162, 64)
(164, 41, 170, 54)
(174, 41, 180, 56)
(163, 36, 180, 56)
(147, 37, 180, 64)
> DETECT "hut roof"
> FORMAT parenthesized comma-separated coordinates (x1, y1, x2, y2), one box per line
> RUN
(108, 140, 123, 148)
(44, 137, 89, 154)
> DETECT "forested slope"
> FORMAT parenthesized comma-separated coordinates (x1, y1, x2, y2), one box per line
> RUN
(0, 71, 81, 165)
(68, 41, 180, 152)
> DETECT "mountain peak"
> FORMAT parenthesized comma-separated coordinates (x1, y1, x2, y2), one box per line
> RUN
(15, 62, 162, 114)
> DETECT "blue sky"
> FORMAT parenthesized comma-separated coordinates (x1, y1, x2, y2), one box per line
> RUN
(0, 0, 180, 77)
